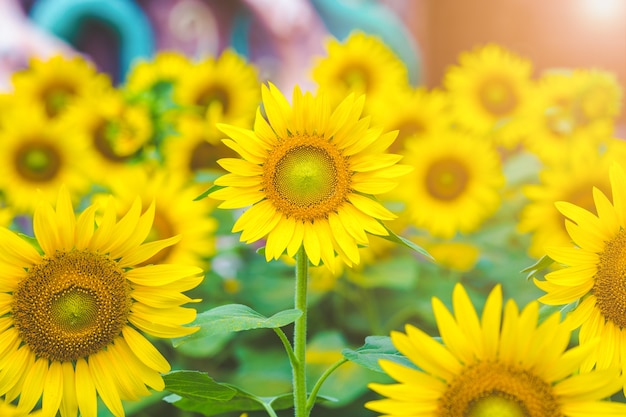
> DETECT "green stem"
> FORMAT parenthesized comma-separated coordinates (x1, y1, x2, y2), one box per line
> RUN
(293, 246, 309, 417)
(305, 358, 348, 414)
(261, 401, 280, 417)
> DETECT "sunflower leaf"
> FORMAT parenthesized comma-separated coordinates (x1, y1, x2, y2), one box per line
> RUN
(342, 336, 418, 373)
(521, 254, 554, 280)
(173, 304, 302, 347)
(378, 223, 433, 260)
(164, 372, 335, 416)
(194, 184, 224, 201)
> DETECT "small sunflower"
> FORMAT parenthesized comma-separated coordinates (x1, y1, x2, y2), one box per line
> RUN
(535, 162, 626, 376)
(396, 128, 504, 238)
(210, 83, 411, 269)
(125, 51, 192, 94)
(173, 49, 260, 123)
(11, 55, 110, 118)
(518, 141, 620, 258)
(444, 44, 533, 143)
(0, 104, 92, 213)
(62, 87, 153, 178)
(312, 31, 409, 109)
(94, 165, 217, 268)
(0, 186, 203, 416)
(366, 283, 626, 417)
(368, 86, 452, 153)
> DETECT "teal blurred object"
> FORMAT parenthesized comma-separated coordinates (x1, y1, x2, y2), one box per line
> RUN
(29, 0, 154, 82)
(310, 0, 422, 85)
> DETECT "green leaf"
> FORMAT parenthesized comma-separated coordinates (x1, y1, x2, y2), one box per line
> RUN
(379, 223, 433, 260)
(163, 371, 237, 402)
(174, 304, 302, 347)
(164, 372, 334, 417)
(521, 255, 554, 280)
(342, 336, 417, 373)
(194, 184, 224, 201)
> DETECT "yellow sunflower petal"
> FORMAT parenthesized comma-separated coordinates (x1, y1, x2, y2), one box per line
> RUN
(217, 158, 264, 176)
(303, 222, 322, 266)
(75, 358, 97, 417)
(348, 193, 396, 221)
(59, 361, 78, 417)
(122, 326, 170, 373)
(432, 297, 475, 364)
(452, 284, 484, 358)
(42, 360, 64, 417)
(0, 228, 41, 266)
(544, 264, 596, 286)
(546, 246, 599, 266)
(88, 352, 124, 417)
(118, 235, 182, 267)
(126, 264, 203, 286)
(481, 284, 503, 358)
(398, 325, 462, 381)
(17, 357, 47, 413)
(115, 336, 165, 390)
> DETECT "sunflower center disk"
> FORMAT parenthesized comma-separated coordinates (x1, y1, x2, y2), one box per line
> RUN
(594, 228, 626, 329)
(438, 361, 560, 417)
(16, 142, 61, 182)
(479, 78, 517, 116)
(12, 250, 131, 362)
(44, 85, 74, 117)
(425, 157, 469, 201)
(266, 139, 350, 221)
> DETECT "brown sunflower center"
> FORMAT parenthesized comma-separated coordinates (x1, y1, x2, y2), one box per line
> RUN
(594, 228, 626, 329)
(140, 209, 176, 266)
(43, 84, 76, 117)
(196, 85, 230, 114)
(425, 157, 470, 201)
(478, 77, 518, 116)
(15, 141, 62, 182)
(189, 140, 236, 172)
(438, 361, 561, 417)
(12, 250, 131, 362)
(264, 135, 351, 221)
(94, 120, 134, 162)
(340, 65, 371, 92)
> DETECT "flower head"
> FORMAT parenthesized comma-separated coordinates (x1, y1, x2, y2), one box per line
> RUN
(210, 83, 411, 270)
(367, 284, 626, 416)
(0, 187, 203, 416)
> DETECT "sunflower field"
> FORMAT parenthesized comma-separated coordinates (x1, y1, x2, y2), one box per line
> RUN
(0, 23, 625, 417)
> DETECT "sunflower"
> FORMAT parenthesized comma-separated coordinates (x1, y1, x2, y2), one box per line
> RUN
(210, 83, 411, 269)
(443, 44, 533, 145)
(395, 127, 504, 238)
(10, 55, 110, 118)
(572, 68, 622, 138)
(368, 86, 452, 154)
(520, 71, 610, 164)
(312, 31, 409, 110)
(125, 51, 192, 94)
(94, 165, 217, 268)
(534, 162, 626, 375)
(0, 186, 203, 416)
(518, 141, 621, 258)
(173, 49, 260, 123)
(0, 104, 92, 213)
(61, 87, 153, 179)
(366, 284, 626, 417)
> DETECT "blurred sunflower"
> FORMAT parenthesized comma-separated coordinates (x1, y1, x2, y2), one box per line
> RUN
(0, 187, 203, 416)
(10, 55, 110, 118)
(95, 166, 217, 269)
(173, 49, 260, 123)
(210, 83, 411, 270)
(396, 128, 504, 238)
(572, 68, 622, 137)
(518, 141, 621, 258)
(368, 87, 451, 153)
(0, 104, 92, 212)
(521, 71, 610, 164)
(62, 87, 153, 179)
(444, 43, 533, 147)
(312, 31, 409, 109)
(367, 284, 626, 416)
(535, 162, 626, 376)
(124, 51, 191, 94)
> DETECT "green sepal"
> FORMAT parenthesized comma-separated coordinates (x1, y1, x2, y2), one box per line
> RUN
(194, 184, 225, 201)
(173, 304, 302, 347)
(342, 336, 417, 373)
(521, 255, 554, 280)
(379, 223, 433, 260)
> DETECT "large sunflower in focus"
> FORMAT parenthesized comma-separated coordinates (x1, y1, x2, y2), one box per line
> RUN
(396, 128, 504, 238)
(210, 83, 411, 270)
(173, 49, 260, 123)
(535, 162, 626, 376)
(312, 31, 409, 109)
(444, 44, 533, 143)
(0, 104, 92, 212)
(11, 55, 110, 118)
(0, 187, 203, 416)
(367, 284, 626, 416)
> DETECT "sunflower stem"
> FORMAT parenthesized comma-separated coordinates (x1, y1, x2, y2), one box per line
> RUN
(293, 246, 309, 417)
